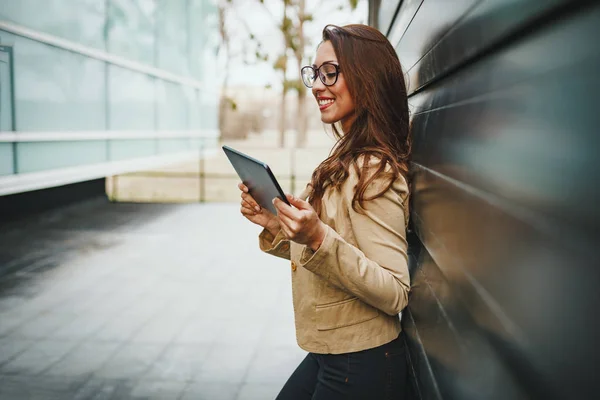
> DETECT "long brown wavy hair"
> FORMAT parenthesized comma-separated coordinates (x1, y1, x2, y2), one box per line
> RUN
(309, 24, 411, 215)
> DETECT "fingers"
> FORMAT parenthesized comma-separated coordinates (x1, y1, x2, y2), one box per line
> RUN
(239, 182, 258, 210)
(240, 195, 257, 213)
(273, 197, 301, 220)
(285, 193, 310, 210)
(241, 198, 260, 213)
(277, 209, 295, 232)
(240, 204, 256, 216)
(276, 201, 307, 241)
(274, 195, 321, 245)
(278, 214, 296, 240)
(241, 191, 261, 212)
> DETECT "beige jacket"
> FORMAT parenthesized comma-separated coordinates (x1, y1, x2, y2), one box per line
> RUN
(259, 158, 411, 354)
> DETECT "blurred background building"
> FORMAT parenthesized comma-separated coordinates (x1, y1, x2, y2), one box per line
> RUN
(0, 0, 367, 209)
(0, 0, 220, 206)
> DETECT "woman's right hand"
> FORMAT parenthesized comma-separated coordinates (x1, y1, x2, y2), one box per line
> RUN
(238, 183, 280, 236)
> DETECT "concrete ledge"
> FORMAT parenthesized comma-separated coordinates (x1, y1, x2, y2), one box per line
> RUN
(0, 150, 217, 196)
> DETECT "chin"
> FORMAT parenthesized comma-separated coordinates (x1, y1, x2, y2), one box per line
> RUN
(320, 115, 339, 125)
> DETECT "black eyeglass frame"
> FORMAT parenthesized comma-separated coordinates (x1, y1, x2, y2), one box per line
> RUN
(301, 62, 341, 88)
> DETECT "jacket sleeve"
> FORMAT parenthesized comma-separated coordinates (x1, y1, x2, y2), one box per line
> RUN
(258, 228, 291, 260)
(296, 166, 411, 316)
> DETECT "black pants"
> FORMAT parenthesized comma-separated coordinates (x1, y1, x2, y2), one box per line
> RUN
(276, 333, 408, 400)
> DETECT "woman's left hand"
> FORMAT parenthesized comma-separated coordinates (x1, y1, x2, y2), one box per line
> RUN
(273, 194, 327, 252)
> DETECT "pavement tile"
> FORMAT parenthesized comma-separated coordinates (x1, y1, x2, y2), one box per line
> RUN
(51, 312, 116, 340)
(0, 338, 35, 366)
(244, 346, 306, 385)
(174, 318, 227, 345)
(215, 319, 266, 347)
(236, 382, 283, 400)
(0, 308, 31, 336)
(143, 344, 212, 382)
(92, 310, 156, 342)
(94, 343, 166, 380)
(130, 313, 190, 344)
(0, 374, 90, 400)
(129, 379, 188, 399)
(260, 320, 299, 349)
(44, 341, 121, 377)
(195, 344, 256, 384)
(0, 339, 80, 375)
(72, 377, 134, 400)
(10, 311, 78, 339)
(180, 381, 240, 400)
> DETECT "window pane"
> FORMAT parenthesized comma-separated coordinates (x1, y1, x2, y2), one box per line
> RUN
(110, 139, 156, 161)
(156, 0, 187, 75)
(108, 0, 156, 65)
(1, 31, 106, 131)
(0, 143, 13, 175)
(157, 138, 190, 154)
(109, 66, 155, 130)
(157, 81, 187, 130)
(17, 141, 107, 173)
(0, 0, 106, 49)
(195, 0, 219, 131)
(0, 46, 13, 131)
(189, 0, 206, 80)
(199, 89, 218, 130)
(189, 88, 201, 129)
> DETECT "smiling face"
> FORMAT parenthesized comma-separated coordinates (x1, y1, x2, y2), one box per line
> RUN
(311, 41, 356, 132)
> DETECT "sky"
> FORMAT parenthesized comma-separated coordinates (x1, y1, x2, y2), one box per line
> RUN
(220, 0, 368, 89)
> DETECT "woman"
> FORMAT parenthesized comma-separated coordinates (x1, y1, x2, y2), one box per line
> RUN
(238, 24, 411, 399)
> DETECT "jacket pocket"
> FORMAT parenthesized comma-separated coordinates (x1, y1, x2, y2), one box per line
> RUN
(315, 297, 380, 331)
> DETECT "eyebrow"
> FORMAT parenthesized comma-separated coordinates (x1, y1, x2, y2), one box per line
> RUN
(312, 60, 338, 68)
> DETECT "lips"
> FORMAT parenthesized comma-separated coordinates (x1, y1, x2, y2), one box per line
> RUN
(318, 98, 334, 111)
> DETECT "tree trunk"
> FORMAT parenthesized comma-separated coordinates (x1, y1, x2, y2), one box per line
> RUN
(295, 0, 308, 148)
(279, 3, 289, 148)
(296, 87, 307, 148)
(279, 78, 286, 148)
(218, 56, 230, 136)
(218, 5, 230, 136)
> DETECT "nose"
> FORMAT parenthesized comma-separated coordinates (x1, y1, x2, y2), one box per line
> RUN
(312, 75, 326, 96)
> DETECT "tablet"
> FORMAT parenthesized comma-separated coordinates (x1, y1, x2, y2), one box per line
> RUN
(222, 145, 290, 215)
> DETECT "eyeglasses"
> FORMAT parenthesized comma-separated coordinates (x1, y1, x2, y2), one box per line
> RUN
(301, 62, 341, 88)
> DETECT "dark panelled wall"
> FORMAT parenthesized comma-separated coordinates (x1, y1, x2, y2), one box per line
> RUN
(376, 1, 600, 399)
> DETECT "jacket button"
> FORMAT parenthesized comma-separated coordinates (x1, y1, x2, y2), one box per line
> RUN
(291, 261, 297, 272)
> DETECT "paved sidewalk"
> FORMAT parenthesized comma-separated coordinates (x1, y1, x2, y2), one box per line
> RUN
(0, 200, 305, 399)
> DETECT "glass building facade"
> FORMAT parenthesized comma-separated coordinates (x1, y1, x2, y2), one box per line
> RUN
(0, 0, 219, 195)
